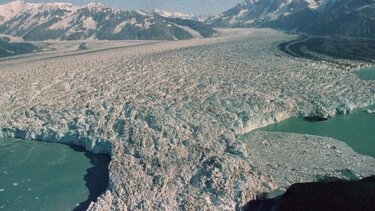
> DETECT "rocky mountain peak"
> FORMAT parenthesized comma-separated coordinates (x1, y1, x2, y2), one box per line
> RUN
(0, 1, 215, 41)
(207, 0, 375, 37)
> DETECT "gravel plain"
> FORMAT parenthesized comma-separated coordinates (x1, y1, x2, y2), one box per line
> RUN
(0, 28, 374, 210)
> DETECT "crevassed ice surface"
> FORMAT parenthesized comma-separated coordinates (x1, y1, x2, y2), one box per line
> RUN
(0, 29, 374, 210)
(0, 138, 89, 211)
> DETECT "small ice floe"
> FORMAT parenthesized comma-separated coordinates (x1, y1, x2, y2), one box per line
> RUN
(366, 109, 375, 114)
(0, 189, 5, 192)
(28, 188, 32, 191)
(35, 197, 39, 200)
(13, 183, 18, 186)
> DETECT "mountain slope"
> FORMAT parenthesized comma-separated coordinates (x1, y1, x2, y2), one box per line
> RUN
(209, 0, 375, 37)
(0, 1, 215, 41)
(0, 38, 39, 58)
(265, 0, 375, 37)
(0, 0, 24, 23)
(207, 0, 322, 27)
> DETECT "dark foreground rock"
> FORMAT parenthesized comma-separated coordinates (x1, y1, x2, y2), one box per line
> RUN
(243, 176, 375, 211)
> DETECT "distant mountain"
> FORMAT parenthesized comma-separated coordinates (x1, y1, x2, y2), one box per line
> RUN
(206, 0, 321, 27)
(0, 1, 215, 41)
(208, 0, 375, 37)
(265, 0, 375, 37)
(153, 8, 209, 22)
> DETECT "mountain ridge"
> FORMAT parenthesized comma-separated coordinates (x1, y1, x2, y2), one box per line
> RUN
(207, 0, 375, 37)
(0, 0, 215, 41)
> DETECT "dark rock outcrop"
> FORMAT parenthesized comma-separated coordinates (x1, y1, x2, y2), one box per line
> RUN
(243, 176, 375, 211)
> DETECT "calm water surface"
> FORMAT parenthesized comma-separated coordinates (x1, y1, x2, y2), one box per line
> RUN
(0, 138, 110, 211)
(355, 67, 375, 80)
(259, 104, 375, 158)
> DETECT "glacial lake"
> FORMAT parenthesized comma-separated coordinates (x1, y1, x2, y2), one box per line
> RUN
(0, 138, 110, 211)
(355, 67, 375, 80)
(257, 104, 375, 158)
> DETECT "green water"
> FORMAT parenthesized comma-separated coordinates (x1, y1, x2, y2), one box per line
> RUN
(0, 138, 110, 211)
(355, 67, 375, 80)
(259, 104, 375, 158)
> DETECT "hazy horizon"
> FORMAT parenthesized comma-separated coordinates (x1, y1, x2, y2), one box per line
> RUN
(0, 0, 243, 15)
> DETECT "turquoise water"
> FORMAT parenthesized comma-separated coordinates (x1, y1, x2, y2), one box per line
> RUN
(258, 104, 375, 158)
(0, 138, 110, 211)
(355, 67, 375, 80)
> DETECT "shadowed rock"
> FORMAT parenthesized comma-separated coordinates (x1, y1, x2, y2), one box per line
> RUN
(303, 116, 328, 122)
(243, 176, 375, 211)
(69, 145, 111, 211)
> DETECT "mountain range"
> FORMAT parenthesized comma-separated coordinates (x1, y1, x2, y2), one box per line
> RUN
(0, 0, 374, 41)
(207, 0, 375, 37)
(153, 8, 209, 22)
(0, 1, 215, 41)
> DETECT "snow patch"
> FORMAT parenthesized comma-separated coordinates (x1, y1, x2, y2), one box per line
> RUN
(153, 8, 194, 20)
(49, 14, 75, 30)
(0, 0, 26, 23)
(112, 20, 128, 34)
(306, 0, 319, 9)
(141, 19, 153, 29)
(86, 3, 106, 11)
(172, 23, 202, 38)
(237, 8, 249, 18)
(83, 17, 97, 30)
(111, 17, 154, 33)
(136, 10, 150, 16)
(0, 34, 24, 42)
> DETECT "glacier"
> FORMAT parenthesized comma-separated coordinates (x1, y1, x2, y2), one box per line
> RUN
(0, 28, 374, 210)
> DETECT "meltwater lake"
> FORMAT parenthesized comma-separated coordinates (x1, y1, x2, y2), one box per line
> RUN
(0, 138, 110, 211)
(260, 104, 375, 158)
(355, 67, 375, 81)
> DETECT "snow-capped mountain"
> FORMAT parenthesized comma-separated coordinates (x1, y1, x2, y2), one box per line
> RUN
(153, 8, 194, 19)
(207, 0, 322, 27)
(153, 8, 209, 22)
(208, 0, 375, 37)
(0, 0, 27, 23)
(264, 0, 375, 37)
(0, 1, 215, 41)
